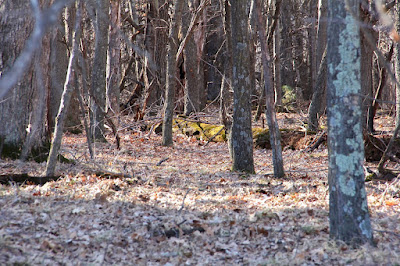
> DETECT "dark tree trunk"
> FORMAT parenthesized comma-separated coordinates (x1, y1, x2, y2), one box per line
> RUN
(142, 0, 169, 117)
(229, 0, 255, 173)
(308, 46, 327, 131)
(90, 0, 109, 141)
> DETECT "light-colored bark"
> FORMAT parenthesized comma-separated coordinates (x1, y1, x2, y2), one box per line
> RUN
(327, 0, 373, 245)
(45, 2, 82, 177)
(254, 0, 284, 178)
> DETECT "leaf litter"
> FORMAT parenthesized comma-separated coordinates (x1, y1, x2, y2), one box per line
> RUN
(0, 114, 400, 265)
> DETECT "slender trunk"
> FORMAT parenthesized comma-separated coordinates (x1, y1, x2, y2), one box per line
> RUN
(308, 46, 327, 131)
(395, 0, 400, 132)
(45, 3, 82, 177)
(162, 0, 185, 146)
(254, 0, 284, 178)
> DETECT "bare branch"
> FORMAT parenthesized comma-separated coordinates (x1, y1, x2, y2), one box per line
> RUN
(0, 0, 73, 99)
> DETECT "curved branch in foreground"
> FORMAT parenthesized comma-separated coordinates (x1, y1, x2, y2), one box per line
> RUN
(0, 0, 73, 100)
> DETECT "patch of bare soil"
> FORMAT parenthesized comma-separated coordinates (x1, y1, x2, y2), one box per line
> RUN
(0, 113, 399, 265)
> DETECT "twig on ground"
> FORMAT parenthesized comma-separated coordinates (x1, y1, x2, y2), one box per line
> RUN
(178, 189, 191, 214)
(203, 126, 225, 147)
(156, 157, 169, 166)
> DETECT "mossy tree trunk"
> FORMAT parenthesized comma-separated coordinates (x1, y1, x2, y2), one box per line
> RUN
(229, 0, 255, 173)
(327, 0, 373, 246)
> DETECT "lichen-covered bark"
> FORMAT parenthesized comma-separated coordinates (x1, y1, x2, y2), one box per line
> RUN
(327, 0, 373, 245)
(229, 0, 255, 173)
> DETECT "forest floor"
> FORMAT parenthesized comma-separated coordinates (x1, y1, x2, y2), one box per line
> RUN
(1, 109, 400, 265)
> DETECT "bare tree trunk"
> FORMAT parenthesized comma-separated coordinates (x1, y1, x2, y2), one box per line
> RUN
(183, 1, 200, 116)
(162, 0, 185, 146)
(90, 0, 109, 141)
(327, 0, 373, 245)
(274, 18, 282, 106)
(308, 46, 327, 131)
(229, 0, 255, 173)
(45, 3, 82, 177)
(0, 0, 52, 159)
(142, 0, 169, 117)
(395, 0, 400, 132)
(309, 0, 318, 89)
(220, 0, 233, 128)
(360, 1, 376, 132)
(254, 0, 284, 178)
(107, 0, 121, 120)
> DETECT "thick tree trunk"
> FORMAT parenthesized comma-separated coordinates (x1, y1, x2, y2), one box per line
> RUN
(229, 0, 255, 173)
(280, 2, 295, 90)
(142, 0, 169, 117)
(183, 1, 202, 116)
(107, 0, 121, 117)
(0, 0, 49, 157)
(254, 0, 284, 178)
(327, 0, 373, 245)
(162, 0, 185, 146)
(90, 0, 109, 141)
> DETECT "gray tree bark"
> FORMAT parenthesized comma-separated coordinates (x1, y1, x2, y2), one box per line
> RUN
(327, 0, 373, 245)
(0, 0, 48, 157)
(107, 0, 121, 117)
(219, 0, 233, 128)
(90, 0, 109, 141)
(183, 0, 203, 116)
(229, 0, 255, 173)
(254, 0, 284, 178)
(162, 0, 185, 146)
(45, 2, 82, 177)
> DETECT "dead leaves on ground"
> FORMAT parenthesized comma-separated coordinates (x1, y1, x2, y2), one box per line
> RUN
(0, 118, 400, 264)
